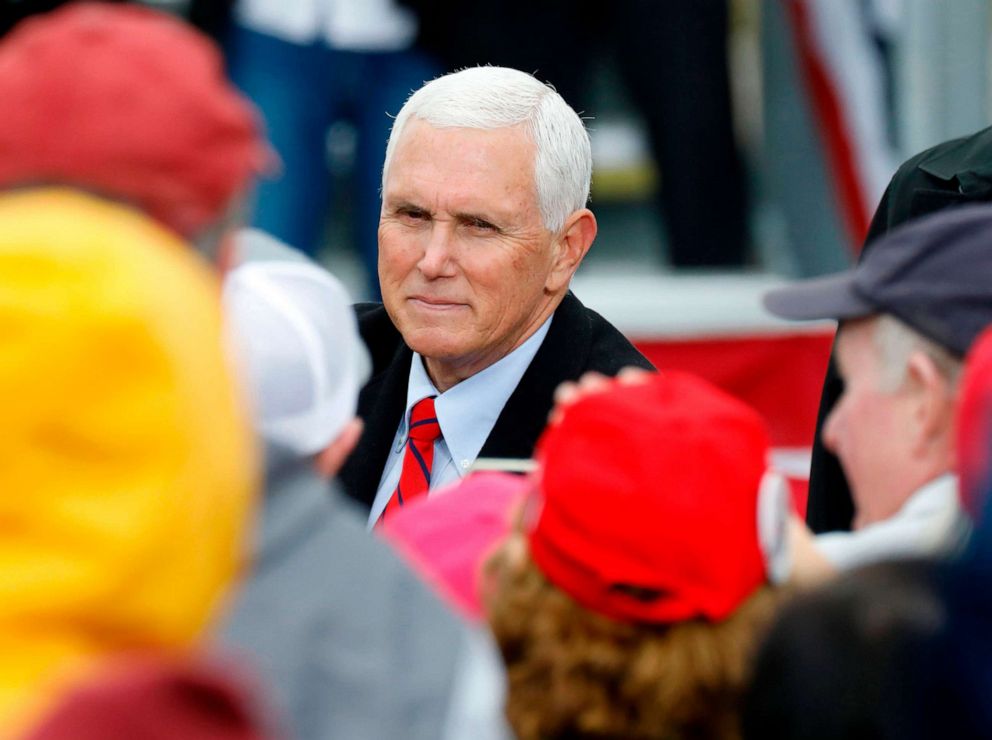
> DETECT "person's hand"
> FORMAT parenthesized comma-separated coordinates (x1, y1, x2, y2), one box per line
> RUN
(786, 516, 838, 587)
(549, 367, 653, 424)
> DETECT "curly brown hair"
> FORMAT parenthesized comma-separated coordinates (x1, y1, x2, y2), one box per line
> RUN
(483, 536, 785, 740)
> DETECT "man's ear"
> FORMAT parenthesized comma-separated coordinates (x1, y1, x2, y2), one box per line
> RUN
(905, 351, 955, 452)
(314, 417, 364, 479)
(546, 208, 597, 293)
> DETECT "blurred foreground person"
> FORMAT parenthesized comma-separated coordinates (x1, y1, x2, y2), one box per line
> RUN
(219, 245, 510, 740)
(0, 189, 259, 737)
(765, 206, 992, 574)
(0, 1, 271, 269)
(23, 658, 266, 740)
(745, 328, 992, 740)
(484, 372, 791, 740)
(957, 326, 992, 523)
(922, 326, 992, 739)
(742, 559, 946, 740)
(380, 470, 530, 622)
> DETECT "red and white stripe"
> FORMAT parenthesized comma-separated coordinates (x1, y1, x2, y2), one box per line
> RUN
(784, 0, 900, 252)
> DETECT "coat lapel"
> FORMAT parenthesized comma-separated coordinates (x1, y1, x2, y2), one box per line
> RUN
(479, 292, 592, 460)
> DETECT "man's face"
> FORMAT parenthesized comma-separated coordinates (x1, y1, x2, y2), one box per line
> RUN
(822, 318, 918, 528)
(378, 119, 564, 386)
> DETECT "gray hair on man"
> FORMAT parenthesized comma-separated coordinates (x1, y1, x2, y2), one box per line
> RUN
(872, 314, 963, 393)
(381, 66, 592, 233)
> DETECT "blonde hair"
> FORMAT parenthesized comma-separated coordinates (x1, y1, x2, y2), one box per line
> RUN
(484, 539, 785, 740)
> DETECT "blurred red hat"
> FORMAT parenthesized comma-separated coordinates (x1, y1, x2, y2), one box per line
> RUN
(0, 2, 273, 238)
(957, 327, 992, 521)
(528, 371, 771, 624)
(24, 656, 270, 740)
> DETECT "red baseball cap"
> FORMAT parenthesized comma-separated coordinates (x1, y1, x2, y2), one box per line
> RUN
(0, 3, 273, 238)
(528, 371, 772, 624)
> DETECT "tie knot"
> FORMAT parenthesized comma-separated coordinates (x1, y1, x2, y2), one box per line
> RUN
(408, 396, 441, 442)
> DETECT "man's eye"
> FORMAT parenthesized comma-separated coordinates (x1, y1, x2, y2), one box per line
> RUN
(399, 208, 429, 221)
(469, 218, 497, 231)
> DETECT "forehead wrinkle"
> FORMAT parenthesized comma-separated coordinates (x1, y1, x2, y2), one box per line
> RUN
(385, 121, 541, 222)
(385, 174, 535, 229)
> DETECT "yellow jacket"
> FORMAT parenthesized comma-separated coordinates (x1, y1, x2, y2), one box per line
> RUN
(0, 188, 258, 735)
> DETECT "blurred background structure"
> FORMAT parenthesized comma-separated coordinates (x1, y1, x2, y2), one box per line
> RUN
(3, 0, 988, 507)
(3, 0, 985, 280)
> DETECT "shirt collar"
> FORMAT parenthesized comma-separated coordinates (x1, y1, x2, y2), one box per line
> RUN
(900, 473, 959, 517)
(403, 316, 553, 467)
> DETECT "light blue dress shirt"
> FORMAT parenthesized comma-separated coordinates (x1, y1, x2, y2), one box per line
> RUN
(368, 317, 552, 527)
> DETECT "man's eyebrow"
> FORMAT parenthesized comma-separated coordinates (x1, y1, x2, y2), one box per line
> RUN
(453, 210, 503, 229)
(387, 199, 429, 213)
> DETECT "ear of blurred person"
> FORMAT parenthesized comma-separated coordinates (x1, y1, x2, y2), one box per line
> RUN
(0, 188, 259, 736)
(218, 234, 512, 740)
(482, 371, 791, 740)
(0, 2, 274, 268)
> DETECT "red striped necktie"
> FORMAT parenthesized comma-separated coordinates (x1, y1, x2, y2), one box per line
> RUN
(381, 396, 442, 520)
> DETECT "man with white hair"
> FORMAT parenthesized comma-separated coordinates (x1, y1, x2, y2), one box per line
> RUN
(338, 66, 653, 521)
(765, 205, 992, 572)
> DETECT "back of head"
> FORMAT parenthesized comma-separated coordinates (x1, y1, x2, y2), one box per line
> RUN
(0, 187, 257, 730)
(0, 3, 270, 242)
(743, 559, 945, 740)
(530, 371, 778, 624)
(486, 372, 789, 739)
(223, 247, 370, 458)
(382, 66, 591, 232)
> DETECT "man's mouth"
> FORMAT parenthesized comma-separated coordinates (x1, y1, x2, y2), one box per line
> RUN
(409, 295, 466, 310)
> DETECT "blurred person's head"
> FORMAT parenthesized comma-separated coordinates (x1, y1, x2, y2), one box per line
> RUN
(23, 656, 269, 740)
(0, 188, 258, 733)
(823, 314, 960, 528)
(742, 559, 947, 740)
(222, 246, 370, 478)
(377, 66, 597, 392)
(380, 471, 532, 621)
(956, 327, 992, 522)
(0, 2, 271, 266)
(484, 372, 791, 740)
(765, 205, 992, 529)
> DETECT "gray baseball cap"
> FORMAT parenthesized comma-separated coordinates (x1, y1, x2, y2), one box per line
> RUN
(763, 204, 992, 356)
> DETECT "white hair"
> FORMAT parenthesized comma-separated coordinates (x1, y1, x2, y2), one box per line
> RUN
(872, 314, 962, 392)
(381, 66, 592, 233)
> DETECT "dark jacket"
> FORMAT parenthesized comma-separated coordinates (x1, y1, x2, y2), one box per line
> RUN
(808, 126, 992, 533)
(339, 291, 654, 511)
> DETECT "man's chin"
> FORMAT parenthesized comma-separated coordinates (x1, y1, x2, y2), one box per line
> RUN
(402, 328, 472, 364)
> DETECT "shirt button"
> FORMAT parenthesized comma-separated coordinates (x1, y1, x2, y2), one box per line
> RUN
(460, 459, 471, 470)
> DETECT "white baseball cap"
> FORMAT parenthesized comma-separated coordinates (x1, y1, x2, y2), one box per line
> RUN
(223, 252, 370, 456)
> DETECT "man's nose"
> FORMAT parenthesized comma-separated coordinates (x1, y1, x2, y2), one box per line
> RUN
(417, 223, 457, 279)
